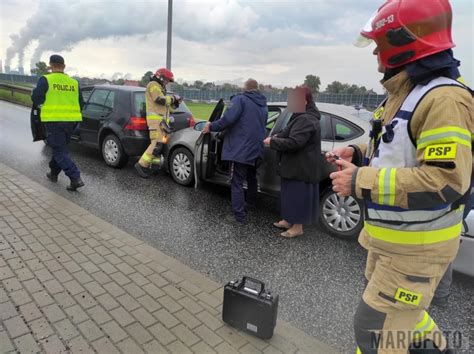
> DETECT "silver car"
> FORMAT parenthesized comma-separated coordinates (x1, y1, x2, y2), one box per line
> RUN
(453, 189, 474, 276)
(163, 99, 371, 240)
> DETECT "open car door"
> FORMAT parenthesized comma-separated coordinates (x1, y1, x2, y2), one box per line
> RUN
(194, 99, 225, 188)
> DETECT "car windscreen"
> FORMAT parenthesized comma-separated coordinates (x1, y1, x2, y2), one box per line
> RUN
(134, 92, 191, 118)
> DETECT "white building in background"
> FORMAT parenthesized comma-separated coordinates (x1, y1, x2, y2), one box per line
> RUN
(4, 65, 10, 74)
(18, 67, 24, 75)
(0, 60, 3, 73)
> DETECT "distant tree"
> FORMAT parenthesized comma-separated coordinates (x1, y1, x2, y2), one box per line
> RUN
(325, 81, 375, 95)
(325, 81, 347, 94)
(203, 82, 214, 90)
(193, 80, 204, 89)
(114, 78, 125, 85)
(171, 83, 184, 93)
(139, 71, 153, 87)
(304, 75, 321, 93)
(31, 61, 48, 76)
(222, 83, 234, 91)
(346, 84, 360, 95)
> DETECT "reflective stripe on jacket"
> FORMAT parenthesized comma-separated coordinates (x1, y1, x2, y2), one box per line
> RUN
(41, 73, 82, 122)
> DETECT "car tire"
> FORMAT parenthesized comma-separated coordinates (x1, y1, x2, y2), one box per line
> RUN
(102, 134, 129, 168)
(319, 186, 363, 240)
(170, 147, 194, 186)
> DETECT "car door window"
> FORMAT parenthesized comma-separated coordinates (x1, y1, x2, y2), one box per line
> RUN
(332, 116, 363, 141)
(320, 113, 333, 141)
(81, 88, 94, 103)
(134, 92, 146, 118)
(85, 90, 110, 113)
(266, 109, 281, 130)
(104, 91, 115, 111)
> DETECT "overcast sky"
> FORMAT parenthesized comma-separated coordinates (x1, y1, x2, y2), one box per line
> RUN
(1, 0, 472, 93)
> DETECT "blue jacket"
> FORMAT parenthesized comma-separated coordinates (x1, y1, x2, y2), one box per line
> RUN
(210, 91, 268, 165)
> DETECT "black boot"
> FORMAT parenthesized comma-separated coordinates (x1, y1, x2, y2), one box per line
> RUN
(67, 178, 85, 191)
(409, 339, 457, 354)
(135, 162, 151, 178)
(431, 295, 449, 308)
(46, 172, 58, 182)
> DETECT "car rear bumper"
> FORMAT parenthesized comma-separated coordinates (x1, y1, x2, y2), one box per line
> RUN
(122, 136, 149, 157)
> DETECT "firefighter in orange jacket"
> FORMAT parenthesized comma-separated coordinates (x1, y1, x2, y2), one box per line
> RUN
(135, 68, 181, 178)
(328, 0, 473, 353)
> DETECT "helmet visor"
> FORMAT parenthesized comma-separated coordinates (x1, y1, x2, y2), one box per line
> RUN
(353, 10, 377, 47)
(354, 34, 373, 48)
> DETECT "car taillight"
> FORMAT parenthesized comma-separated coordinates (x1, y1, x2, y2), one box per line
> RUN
(188, 116, 196, 128)
(125, 117, 148, 131)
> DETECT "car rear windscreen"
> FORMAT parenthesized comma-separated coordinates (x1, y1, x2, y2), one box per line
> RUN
(134, 92, 191, 118)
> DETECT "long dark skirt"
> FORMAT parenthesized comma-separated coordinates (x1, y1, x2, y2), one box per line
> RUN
(280, 178, 319, 225)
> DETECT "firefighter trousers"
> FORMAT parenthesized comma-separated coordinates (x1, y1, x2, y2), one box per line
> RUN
(138, 127, 167, 168)
(354, 250, 453, 354)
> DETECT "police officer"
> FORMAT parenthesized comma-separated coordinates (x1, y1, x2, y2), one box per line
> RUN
(328, 0, 473, 352)
(135, 68, 181, 178)
(32, 55, 85, 191)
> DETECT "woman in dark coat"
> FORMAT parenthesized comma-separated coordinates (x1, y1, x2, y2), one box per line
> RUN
(263, 86, 322, 238)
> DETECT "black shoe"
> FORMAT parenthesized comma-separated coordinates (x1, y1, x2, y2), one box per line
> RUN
(67, 178, 85, 191)
(245, 203, 257, 212)
(409, 339, 455, 354)
(46, 172, 58, 182)
(135, 163, 151, 178)
(224, 214, 246, 226)
(431, 295, 449, 308)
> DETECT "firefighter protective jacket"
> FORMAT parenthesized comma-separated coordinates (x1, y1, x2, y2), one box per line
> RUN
(353, 70, 473, 262)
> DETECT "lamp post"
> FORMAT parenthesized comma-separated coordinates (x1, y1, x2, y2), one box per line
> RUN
(166, 0, 173, 70)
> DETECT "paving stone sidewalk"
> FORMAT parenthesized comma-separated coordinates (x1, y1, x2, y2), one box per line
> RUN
(0, 162, 337, 354)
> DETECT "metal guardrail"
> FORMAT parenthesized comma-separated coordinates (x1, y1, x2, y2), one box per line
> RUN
(0, 82, 33, 96)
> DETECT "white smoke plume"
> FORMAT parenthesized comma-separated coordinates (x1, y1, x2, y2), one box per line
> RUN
(4, 0, 259, 68)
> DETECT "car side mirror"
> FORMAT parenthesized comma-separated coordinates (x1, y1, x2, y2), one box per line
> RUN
(194, 121, 207, 131)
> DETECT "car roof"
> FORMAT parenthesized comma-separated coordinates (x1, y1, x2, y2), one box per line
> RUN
(269, 101, 371, 130)
(82, 85, 183, 96)
(82, 84, 146, 92)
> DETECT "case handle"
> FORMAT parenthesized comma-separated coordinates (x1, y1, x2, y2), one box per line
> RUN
(240, 276, 265, 296)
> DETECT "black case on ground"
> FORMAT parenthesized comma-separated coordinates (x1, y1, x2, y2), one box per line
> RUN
(222, 277, 278, 339)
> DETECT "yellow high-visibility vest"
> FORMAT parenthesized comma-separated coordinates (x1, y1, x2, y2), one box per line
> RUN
(41, 73, 82, 122)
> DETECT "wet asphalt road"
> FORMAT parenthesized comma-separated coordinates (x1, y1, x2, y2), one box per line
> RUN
(0, 101, 472, 353)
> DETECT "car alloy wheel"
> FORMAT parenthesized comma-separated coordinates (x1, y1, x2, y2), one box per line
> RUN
(173, 152, 191, 182)
(322, 193, 362, 233)
(104, 139, 119, 164)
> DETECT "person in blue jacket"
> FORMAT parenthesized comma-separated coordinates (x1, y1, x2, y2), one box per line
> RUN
(203, 79, 268, 224)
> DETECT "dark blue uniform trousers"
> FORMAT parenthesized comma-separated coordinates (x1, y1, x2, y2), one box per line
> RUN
(230, 161, 258, 222)
(45, 122, 81, 181)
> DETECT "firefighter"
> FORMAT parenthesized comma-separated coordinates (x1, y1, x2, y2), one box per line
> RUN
(328, 0, 473, 353)
(135, 68, 181, 178)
